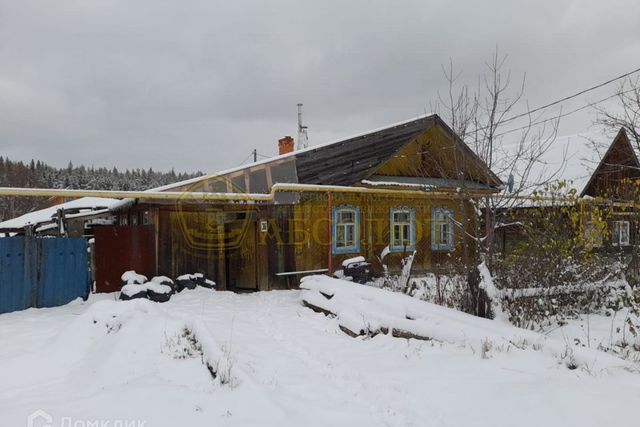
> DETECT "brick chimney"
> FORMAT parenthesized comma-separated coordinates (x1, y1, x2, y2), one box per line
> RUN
(278, 136, 294, 155)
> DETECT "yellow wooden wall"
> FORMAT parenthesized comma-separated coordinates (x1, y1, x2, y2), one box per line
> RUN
(293, 192, 477, 275)
(376, 126, 490, 184)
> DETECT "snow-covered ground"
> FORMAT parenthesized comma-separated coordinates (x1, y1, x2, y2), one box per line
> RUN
(0, 282, 638, 427)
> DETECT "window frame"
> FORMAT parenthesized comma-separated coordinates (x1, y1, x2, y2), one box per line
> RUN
(389, 207, 416, 252)
(613, 220, 630, 247)
(431, 207, 454, 251)
(332, 205, 361, 255)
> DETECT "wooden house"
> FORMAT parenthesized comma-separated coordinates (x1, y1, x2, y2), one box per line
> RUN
(495, 128, 640, 256)
(580, 128, 640, 251)
(93, 115, 502, 292)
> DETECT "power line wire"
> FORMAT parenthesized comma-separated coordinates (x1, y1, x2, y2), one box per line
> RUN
(494, 88, 637, 138)
(237, 152, 254, 166)
(471, 65, 640, 134)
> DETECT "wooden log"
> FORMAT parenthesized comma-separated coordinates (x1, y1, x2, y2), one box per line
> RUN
(302, 299, 335, 317)
(319, 291, 334, 300)
(391, 328, 432, 341)
(302, 295, 430, 341)
(339, 324, 365, 338)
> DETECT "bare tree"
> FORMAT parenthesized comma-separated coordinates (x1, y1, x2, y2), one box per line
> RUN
(434, 49, 563, 271)
(596, 77, 640, 148)
(434, 50, 567, 318)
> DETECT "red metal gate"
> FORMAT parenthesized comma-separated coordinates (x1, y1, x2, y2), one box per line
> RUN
(94, 225, 156, 293)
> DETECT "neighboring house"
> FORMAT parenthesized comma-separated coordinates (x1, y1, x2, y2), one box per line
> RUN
(0, 197, 124, 237)
(581, 128, 640, 252)
(495, 128, 640, 256)
(95, 114, 501, 292)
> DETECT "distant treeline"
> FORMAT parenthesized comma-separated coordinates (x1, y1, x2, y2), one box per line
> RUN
(0, 156, 203, 221)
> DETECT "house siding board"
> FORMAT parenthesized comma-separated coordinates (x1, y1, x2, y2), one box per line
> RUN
(292, 193, 474, 276)
(582, 130, 640, 198)
(162, 208, 224, 286)
(152, 204, 300, 291)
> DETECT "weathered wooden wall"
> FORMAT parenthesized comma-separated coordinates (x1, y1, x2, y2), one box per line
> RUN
(129, 193, 476, 292)
(143, 203, 295, 291)
(375, 126, 491, 184)
(583, 131, 640, 199)
(292, 192, 477, 275)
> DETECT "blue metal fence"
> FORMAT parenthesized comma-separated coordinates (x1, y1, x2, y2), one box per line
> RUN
(0, 237, 90, 314)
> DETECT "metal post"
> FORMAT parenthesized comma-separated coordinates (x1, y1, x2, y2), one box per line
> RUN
(327, 191, 333, 274)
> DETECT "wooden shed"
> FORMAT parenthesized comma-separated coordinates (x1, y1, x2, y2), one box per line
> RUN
(96, 115, 502, 292)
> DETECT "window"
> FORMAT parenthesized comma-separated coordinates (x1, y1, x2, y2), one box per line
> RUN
(208, 179, 227, 193)
(119, 215, 128, 226)
(332, 206, 360, 254)
(613, 221, 630, 246)
(249, 169, 269, 193)
(584, 221, 603, 248)
(432, 207, 454, 251)
(230, 174, 246, 192)
(390, 207, 416, 252)
(270, 160, 297, 184)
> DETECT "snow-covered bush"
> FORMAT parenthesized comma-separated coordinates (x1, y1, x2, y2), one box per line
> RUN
(490, 182, 640, 328)
(370, 263, 486, 317)
(368, 251, 467, 308)
(398, 273, 468, 310)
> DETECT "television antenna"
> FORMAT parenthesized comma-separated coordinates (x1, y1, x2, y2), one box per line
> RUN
(297, 103, 309, 150)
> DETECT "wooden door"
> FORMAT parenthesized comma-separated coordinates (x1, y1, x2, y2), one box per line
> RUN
(225, 215, 258, 290)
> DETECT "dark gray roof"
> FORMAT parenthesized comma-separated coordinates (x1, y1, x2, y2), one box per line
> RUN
(156, 114, 502, 194)
(294, 115, 437, 186)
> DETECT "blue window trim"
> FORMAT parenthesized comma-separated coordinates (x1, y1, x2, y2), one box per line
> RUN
(332, 205, 361, 255)
(389, 207, 416, 252)
(431, 207, 454, 251)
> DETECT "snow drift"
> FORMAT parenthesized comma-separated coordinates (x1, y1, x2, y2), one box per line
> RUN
(300, 274, 633, 372)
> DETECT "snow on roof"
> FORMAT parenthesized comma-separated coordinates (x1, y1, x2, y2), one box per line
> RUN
(0, 197, 123, 230)
(361, 175, 492, 190)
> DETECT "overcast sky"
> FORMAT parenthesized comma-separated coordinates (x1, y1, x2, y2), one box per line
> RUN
(0, 0, 639, 173)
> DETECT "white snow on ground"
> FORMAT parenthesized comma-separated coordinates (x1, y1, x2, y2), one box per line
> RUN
(544, 309, 640, 363)
(0, 283, 639, 427)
